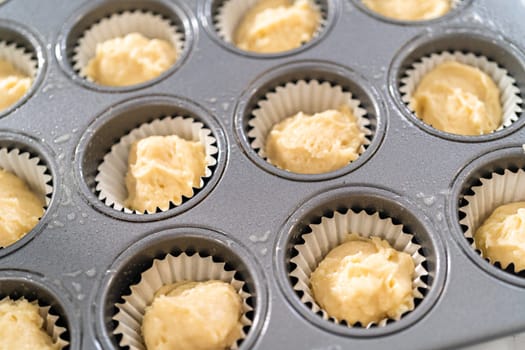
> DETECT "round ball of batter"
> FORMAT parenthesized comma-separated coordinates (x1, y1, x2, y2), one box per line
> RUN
(310, 234, 415, 326)
(410, 61, 502, 136)
(142, 280, 243, 350)
(474, 202, 525, 272)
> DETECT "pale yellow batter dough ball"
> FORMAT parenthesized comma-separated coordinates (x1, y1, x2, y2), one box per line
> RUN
(310, 234, 415, 326)
(362, 0, 451, 21)
(142, 281, 243, 350)
(124, 135, 206, 212)
(234, 0, 321, 53)
(265, 105, 365, 174)
(474, 202, 525, 272)
(0, 298, 59, 350)
(83, 32, 177, 87)
(410, 61, 502, 136)
(0, 59, 31, 112)
(0, 169, 44, 248)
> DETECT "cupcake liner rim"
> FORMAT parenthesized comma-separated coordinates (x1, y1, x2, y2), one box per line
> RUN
(95, 115, 218, 215)
(400, 50, 523, 132)
(0, 296, 69, 349)
(289, 209, 428, 328)
(72, 9, 185, 79)
(247, 79, 372, 161)
(113, 252, 253, 350)
(459, 168, 525, 274)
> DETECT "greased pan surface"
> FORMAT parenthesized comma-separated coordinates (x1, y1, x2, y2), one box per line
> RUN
(0, 0, 524, 349)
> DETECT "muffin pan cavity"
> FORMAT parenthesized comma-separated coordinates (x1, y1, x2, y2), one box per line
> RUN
(0, 21, 45, 117)
(275, 186, 446, 337)
(450, 146, 525, 288)
(56, 0, 195, 92)
(75, 95, 226, 222)
(94, 227, 267, 350)
(234, 60, 385, 181)
(201, 0, 336, 58)
(351, 0, 471, 25)
(389, 28, 525, 142)
(0, 131, 55, 258)
(0, 270, 80, 350)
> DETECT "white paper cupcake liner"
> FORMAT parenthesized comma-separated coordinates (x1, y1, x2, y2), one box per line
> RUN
(0, 297, 69, 349)
(113, 253, 252, 350)
(400, 51, 523, 132)
(0, 40, 37, 79)
(248, 79, 372, 161)
(72, 10, 184, 80)
(215, 0, 325, 46)
(0, 147, 52, 207)
(95, 116, 218, 214)
(290, 210, 428, 328)
(459, 168, 525, 272)
(0, 40, 37, 111)
(364, 0, 463, 21)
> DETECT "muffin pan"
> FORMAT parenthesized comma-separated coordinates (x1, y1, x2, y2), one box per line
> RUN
(0, 0, 524, 349)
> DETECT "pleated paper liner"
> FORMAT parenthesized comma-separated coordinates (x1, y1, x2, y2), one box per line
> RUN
(290, 210, 428, 328)
(72, 10, 184, 82)
(0, 40, 37, 79)
(459, 168, 525, 276)
(0, 39, 37, 110)
(95, 116, 218, 214)
(113, 253, 253, 350)
(400, 51, 522, 132)
(0, 297, 68, 349)
(0, 147, 52, 247)
(214, 0, 326, 48)
(361, 0, 464, 22)
(248, 79, 372, 168)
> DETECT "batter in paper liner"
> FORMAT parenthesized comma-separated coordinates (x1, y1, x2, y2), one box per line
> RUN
(410, 61, 502, 135)
(0, 298, 59, 350)
(0, 59, 31, 112)
(234, 0, 320, 53)
(124, 135, 206, 212)
(265, 105, 365, 174)
(142, 281, 243, 350)
(474, 202, 525, 272)
(362, 0, 451, 21)
(310, 233, 415, 326)
(83, 32, 177, 87)
(0, 169, 44, 248)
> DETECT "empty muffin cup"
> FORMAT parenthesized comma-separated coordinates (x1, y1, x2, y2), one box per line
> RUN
(400, 51, 522, 135)
(72, 10, 184, 87)
(290, 209, 428, 328)
(459, 168, 525, 275)
(0, 297, 69, 349)
(214, 0, 326, 54)
(0, 147, 52, 248)
(113, 252, 252, 350)
(95, 116, 217, 214)
(248, 79, 372, 174)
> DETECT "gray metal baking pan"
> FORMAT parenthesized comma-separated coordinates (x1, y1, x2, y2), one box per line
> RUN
(0, 0, 524, 349)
